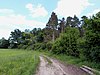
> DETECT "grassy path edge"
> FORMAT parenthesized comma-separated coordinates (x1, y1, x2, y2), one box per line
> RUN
(42, 51, 100, 75)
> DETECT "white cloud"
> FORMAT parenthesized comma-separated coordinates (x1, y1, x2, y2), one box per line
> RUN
(0, 14, 45, 27)
(26, 3, 48, 18)
(26, 3, 33, 10)
(0, 29, 11, 39)
(0, 9, 14, 14)
(54, 0, 93, 17)
(0, 8, 46, 39)
(87, 9, 100, 17)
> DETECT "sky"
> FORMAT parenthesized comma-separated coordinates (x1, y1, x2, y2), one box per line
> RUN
(0, 0, 100, 39)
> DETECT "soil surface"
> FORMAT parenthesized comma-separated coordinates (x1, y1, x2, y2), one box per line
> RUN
(35, 56, 90, 75)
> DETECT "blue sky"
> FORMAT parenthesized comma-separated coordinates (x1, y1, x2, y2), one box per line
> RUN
(0, 0, 100, 39)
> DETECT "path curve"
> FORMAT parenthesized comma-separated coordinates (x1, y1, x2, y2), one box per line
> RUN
(35, 56, 90, 75)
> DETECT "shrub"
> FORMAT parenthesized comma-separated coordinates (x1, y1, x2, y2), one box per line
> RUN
(52, 27, 80, 57)
(18, 44, 23, 49)
(21, 45, 28, 49)
(46, 42, 53, 50)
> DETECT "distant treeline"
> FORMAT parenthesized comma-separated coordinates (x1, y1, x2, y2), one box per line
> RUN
(0, 11, 100, 62)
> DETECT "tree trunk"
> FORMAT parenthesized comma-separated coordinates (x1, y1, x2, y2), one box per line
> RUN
(52, 31, 55, 42)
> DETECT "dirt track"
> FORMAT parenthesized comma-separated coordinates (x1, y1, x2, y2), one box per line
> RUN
(35, 56, 90, 75)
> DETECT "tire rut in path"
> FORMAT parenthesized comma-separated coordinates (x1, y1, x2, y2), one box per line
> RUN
(35, 56, 90, 75)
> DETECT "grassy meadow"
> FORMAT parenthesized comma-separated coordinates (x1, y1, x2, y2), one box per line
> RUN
(0, 49, 40, 75)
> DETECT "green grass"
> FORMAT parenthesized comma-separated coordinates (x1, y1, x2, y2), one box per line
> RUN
(0, 49, 99, 75)
(42, 56, 52, 65)
(54, 54, 100, 70)
(0, 49, 40, 75)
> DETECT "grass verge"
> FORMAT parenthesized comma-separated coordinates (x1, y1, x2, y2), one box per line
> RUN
(42, 55, 52, 65)
(42, 51, 100, 75)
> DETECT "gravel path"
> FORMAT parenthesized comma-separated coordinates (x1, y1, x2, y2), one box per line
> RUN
(35, 56, 90, 75)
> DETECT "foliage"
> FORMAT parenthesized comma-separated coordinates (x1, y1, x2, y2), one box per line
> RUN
(33, 43, 46, 50)
(46, 12, 58, 42)
(1, 11, 100, 63)
(45, 42, 53, 50)
(52, 27, 80, 57)
(81, 12, 100, 62)
(0, 37, 9, 48)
